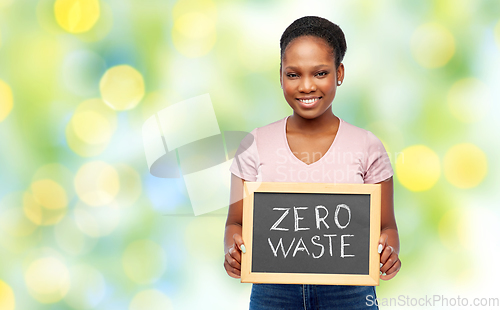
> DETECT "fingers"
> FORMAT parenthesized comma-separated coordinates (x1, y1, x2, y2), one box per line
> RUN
(233, 233, 246, 253)
(378, 233, 388, 254)
(380, 250, 396, 273)
(378, 233, 401, 280)
(224, 259, 241, 278)
(224, 233, 246, 279)
(225, 244, 242, 279)
(385, 258, 401, 275)
(227, 246, 241, 268)
(380, 248, 401, 281)
(380, 259, 401, 281)
(380, 245, 393, 265)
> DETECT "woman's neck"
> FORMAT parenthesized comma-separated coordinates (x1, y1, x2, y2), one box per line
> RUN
(288, 110, 339, 135)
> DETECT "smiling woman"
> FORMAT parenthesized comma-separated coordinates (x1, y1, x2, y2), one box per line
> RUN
(224, 16, 400, 310)
(277, 18, 347, 167)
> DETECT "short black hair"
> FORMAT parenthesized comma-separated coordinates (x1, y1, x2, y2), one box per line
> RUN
(280, 16, 347, 69)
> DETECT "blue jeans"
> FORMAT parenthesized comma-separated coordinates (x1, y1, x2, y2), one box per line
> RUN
(249, 283, 378, 310)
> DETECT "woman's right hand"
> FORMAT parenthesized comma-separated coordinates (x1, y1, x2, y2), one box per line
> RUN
(224, 233, 246, 278)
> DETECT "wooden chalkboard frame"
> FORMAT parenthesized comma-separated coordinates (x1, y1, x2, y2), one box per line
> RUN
(241, 181, 381, 286)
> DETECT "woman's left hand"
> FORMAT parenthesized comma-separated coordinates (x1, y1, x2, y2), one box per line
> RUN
(378, 233, 401, 280)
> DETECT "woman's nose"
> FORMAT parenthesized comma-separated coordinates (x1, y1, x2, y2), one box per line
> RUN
(298, 77, 317, 93)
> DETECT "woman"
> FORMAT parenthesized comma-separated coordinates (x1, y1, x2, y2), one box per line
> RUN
(224, 16, 401, 309)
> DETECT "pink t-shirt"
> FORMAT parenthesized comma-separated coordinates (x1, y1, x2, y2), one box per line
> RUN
(229, 115, 393, 184)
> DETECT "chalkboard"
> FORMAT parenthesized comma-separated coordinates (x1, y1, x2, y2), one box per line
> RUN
(241, 182, 381, 286)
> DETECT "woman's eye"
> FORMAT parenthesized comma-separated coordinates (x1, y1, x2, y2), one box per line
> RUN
(316, 72, 327, 77)
(287, 73, 298, 78)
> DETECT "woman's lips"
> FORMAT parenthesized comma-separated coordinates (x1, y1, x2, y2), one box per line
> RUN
(297, 97, 321, 109)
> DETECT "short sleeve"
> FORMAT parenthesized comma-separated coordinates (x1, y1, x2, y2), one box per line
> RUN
(363, 131, 394, 184)
(229, 128, 260, 181)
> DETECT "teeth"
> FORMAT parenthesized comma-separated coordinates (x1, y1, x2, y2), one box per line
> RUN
(299, 98, 318, 104)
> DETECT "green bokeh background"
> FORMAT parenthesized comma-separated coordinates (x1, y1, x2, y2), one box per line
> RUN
(1, 0, 499, 309)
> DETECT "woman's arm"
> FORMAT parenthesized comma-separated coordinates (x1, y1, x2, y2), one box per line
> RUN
(223, 173, 246, 278)
(378, 176, 401, 280)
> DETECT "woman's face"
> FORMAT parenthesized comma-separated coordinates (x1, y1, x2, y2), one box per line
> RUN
(280, 35, 344, 119)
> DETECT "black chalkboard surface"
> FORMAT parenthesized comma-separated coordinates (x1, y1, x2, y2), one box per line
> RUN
(241, 182, 381, 286)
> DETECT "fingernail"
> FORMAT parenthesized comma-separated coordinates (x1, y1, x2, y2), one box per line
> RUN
(240, 244, 246, 254)
(380, 263, 383, 268)
(378, 244, 383, 254)
(382, 273, 386, 276)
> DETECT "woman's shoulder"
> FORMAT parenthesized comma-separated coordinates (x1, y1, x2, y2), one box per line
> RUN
(252, 116, 287, 138)
(236, 116, 286, 152)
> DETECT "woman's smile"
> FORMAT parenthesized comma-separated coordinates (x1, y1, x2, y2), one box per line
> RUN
(297, 96, 322, 108)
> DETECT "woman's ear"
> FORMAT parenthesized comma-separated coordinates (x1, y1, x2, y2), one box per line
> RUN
(337, 63, 345, 84)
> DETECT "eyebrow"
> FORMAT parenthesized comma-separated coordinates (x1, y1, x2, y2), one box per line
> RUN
(284, 64, 330, 70)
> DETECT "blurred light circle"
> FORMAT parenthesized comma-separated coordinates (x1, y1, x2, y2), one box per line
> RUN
(66, 98, 117, 156)
(114, 164, 142, 208)
(395, 145, 441, 191)
(31, 179, 68, 210)
(74, 161, 120, 206)
(73, 1, 113, 42)
(99, 65, 145, 111)
(54, 215, 96, 255)
(72, 98, 117, 130)
(74, 200, 120, 237)
(444, 143, 487, 189)
(0, 280, 15, 310)
(32, 163, 75, 201)
(66, 123, 108, 157)
(23, 191, 66, 226)
(62, 50, 106, 96)
(129, 289, 173, 310)
(26, 178, 69, 226)
(0, 192, 38, 236)
(0, 79, 13, 122)
(122, 240, 167, 284)
(72, 110, 112, 144)
(447, 78, 490, 123)
(38, 0, 111, 42)
(411, 22, 455, 68)
(54, 0, 100, 33)
(66, 99, 117, 157)
(25, 257, 70, 303)
(64, 264, 106, 309)
(172, 11, 216, 58)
